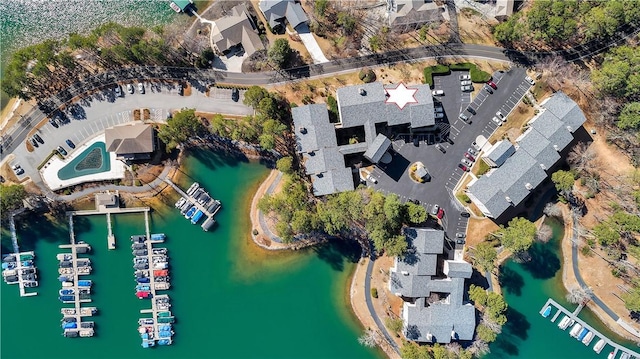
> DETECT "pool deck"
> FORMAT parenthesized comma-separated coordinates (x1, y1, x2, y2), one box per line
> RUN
(40, 134, 126, 190)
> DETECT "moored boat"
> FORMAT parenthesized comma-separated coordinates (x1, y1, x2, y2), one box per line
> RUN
(570, 323, 582, 338)
(77, 280, 92, 287)
(577, 328, 589, 341)
(621, 353, 630, 359)
(608, 352, 615, 359)
(191, 210, 204, 224)
(542, 305, 552, 318)
(582, 331, 594, 345)
(593, 338, 606, 353)
(59, 289, 74, 296)
(184, 206, 196, 219)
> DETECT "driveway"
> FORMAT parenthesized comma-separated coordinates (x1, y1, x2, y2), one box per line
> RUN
(295, 24, 329, 64)
(369, 68, 530, 244)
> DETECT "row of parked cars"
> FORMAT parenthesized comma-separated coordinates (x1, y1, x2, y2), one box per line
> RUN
(114, 82, 183, 97)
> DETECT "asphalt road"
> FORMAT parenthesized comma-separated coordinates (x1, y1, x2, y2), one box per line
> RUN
(371, 67, 530, 244)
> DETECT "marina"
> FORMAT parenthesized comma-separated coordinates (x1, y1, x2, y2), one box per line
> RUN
(166, 180, 221, 231)
(3, 210, 39, 297)
(131, 233, 175, 347)
(58, 214, 96, 338)
(539, 298, 640, 358)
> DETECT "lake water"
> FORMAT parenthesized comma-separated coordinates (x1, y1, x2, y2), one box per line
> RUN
(1, 149, 380, 359)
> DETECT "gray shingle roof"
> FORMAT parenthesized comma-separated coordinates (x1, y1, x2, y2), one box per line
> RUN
(390, 271, 432, 297)
(310, 167, 354, 196)
(211, 4, 264, 56)
(483, 140, 515, 167)
(468, 92, 585, 218)
(444, 260, 472, 279)
(259, 0, 308, 30)
(404, 227, 444, 254)
(397, 250, 438, 276)
(364, 134, 392, 163)
(302, 147, 345, 175)
(292, 104, 336, 153)
(390, 0, 444, 27)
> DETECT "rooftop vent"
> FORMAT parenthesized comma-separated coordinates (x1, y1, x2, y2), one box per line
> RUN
(540, 163, 546, 170)
(505, 196, 513, 203)
(401, 271, 409, 276)
(359, 88, 367, 96)
(567, 125, 573, 132)
(525, 183, 533, 190)
(299, 126, 307, 134)
(553, 144, 560, 151)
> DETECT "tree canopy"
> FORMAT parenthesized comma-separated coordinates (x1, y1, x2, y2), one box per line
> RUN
(0, 185, 26, 217)
(493, 217, 536, 253)
(551, 170, 575, 193)
(157, 108, 205, 151)
(268, 39, 292, 69)
(471, 242, 497, 273)
(618, 102, 640, 130)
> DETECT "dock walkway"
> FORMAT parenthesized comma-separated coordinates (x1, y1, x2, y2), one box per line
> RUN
(69, 206, 149, 249)
(3, 209, 39, 297)
(540, 298, 640, 358)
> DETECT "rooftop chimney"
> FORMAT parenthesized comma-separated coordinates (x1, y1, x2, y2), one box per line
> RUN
(505, 196, 513, 204)
(540, 163, 546, 170)
(553, 144, 560, 151)
(567, 125, 573, 132)
(525, 183, 533, 190)
(359, 88, 367, 96)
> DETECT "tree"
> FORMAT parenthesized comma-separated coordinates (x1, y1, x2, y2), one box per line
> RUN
(566, 286, 593, 304)
(593, 222, 620, 246)
(268, 38, 292, 69)
(471, 242, 497, 273)
(400, 341, 430, 359)
(315, 0, 328, 18)
(336, 12, 357, 35)
(536, 224, 553, 243)
(385, 234, 408, 257)
(369, 36, 382, 52)
(0, 185, 26, 216)
(258, 133, 276, 150)
(276, 156, 293, 174)
(357, 329, 379, 348)
(493, 217, 536, 253)
(157, 108, 205, 151)
(243, 86, 270, 108)
(385, 317, 404, 335)
(485, 292, 508, 325)
(551, 170, 575, 193)
(476, 324, 497, 343)
(405, 202, 427, 224)
(468, 284, 488, 307)
(383, 193, 403, 225)
(623, 285, 640, 312)
(618, 102, 640, 130)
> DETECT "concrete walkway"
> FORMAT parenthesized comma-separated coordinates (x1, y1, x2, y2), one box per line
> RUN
(364, 257, 401, 354)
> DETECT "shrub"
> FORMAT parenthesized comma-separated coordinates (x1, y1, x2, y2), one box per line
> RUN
(581, 246, 593, 257)
(458, 193, 471, 203)
(134, 179, 142, 186)
(422, 64, 450, 86)
(359, 69, 376, 83)
(371, 287, 378, 298)
(477, 160, 490, 176)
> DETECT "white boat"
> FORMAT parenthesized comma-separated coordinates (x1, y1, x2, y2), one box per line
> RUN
(582, 331, 594, 345)
(593, 339, 606, 353)
(570, 323, 582, 338)
(620, 353, 629, 359)
(608, 352, 615, 359)
(557, 316, 570, 330)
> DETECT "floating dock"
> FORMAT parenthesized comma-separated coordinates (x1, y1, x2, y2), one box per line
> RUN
(540, 298, 640, 358)
(2, 211, 39, 297)
(165, 179, 221, 231)
(59, 214, 96, 338)
(132, 233, 175, 347)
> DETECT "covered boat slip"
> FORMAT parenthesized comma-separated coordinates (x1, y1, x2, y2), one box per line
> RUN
(131, 233, 175, 347)
(166, 179, 222, 231)
(539, 298, 640, 358)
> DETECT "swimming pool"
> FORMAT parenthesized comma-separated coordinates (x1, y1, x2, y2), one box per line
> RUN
(57, 142, 111, 180)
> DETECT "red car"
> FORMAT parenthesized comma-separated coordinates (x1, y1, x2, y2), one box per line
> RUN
(458, 163, 469, 172)
(437, 208, 445, 219)
(487, 80, 497, 90)
(464, 152, 475, 162)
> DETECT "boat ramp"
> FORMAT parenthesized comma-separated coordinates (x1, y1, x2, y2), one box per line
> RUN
(58, 215, 96, 338)
(540, 298, 640, 358)
(165, 180, 221, 231)
(132, 233, 175, 347)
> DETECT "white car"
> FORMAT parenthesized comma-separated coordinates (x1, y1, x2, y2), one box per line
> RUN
(459, 74, 471, 80)
(492, 116, 502, 126)
(366, 173, 378, 184)
(461, 158, 473, 166)
(525, 76, 536, 85)
(496, 111, 506, 121)
(460, 80, 472, 86)
(126, 84, 134, 94)
(432, 89, 444, 96)
(138, 83, 145, 94)
(461, 85, 473, 92)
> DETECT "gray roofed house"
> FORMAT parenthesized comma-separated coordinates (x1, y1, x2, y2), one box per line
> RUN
(292, 104, 336, 153)
(388, 0, 444, 31)
(310, 167, 354, 196)
(364, 134, 392, 163)
(443, 260, 472, 279)
(467, 92, 586, 218)
(482, 140, 515, 168)
(211, 4, 264, 56)
(404, 227, 444, 254)
(403, 296, 476, 343)
(259, 0, 308, 31)
(105, 123, 155, 161)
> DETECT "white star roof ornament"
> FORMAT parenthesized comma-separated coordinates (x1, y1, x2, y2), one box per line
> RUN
(385, 83, 418, 110)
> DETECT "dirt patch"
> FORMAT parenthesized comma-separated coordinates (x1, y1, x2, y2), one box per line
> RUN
(466, 217, 500, 248)
(457, 8, 499, 46)
(183, 83, 192, 97)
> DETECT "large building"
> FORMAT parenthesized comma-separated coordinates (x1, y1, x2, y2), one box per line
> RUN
(105, 123, 155, 161)
(387, 0, 445, 32)
(259, 0, 308, 32)
(389, 228, 476, 343)
(467, 92, 586, 219)
(211, 4, 264, 56)
(292, 82, 436, 196)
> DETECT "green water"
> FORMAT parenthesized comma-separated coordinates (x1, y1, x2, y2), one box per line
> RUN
(58, 142, 110, 180)
(1, 149, 380, 359)
(488, 219, 640, 359)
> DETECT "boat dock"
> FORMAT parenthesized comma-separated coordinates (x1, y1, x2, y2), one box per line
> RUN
(540, 298, 640, 358)
(2, 210, 39, 297)
(59, 214, 96, 338)
(70, 205, 150, 250)
(132, 233, 175, 347)
(164, 179, 221, 231)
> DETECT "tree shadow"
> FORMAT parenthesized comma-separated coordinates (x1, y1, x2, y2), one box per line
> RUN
(498, 264, 524, 296)
(188, 147, 248, 171)
(521, 242, 561, 279)
(503, 307, 531, 340)
(312, 238, 361, 272)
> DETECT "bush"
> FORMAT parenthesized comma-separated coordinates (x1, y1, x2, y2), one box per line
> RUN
(359, 69, 376, 83)
(371, 287, 378, 298)
(457, 193, 471, 204)
(477, 160, 490, 176)
(580, 246, 593, 257)
(134, 179, 142, 186)
(422, 64, 450, 86)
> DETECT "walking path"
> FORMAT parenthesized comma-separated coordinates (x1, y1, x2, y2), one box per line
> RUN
(364, 258, 401, 355)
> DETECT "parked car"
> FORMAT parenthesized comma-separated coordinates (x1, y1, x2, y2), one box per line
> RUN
(487, 80, 497, 89)
(177, 83, 183, 95)
(434, 106, 444, 113)
(464, 152, 475, 161)
(435, 112, 444, 119)
(461, 158, 473, 166)
(366, 173, 377, 184)
(458, 113, 469, 122)
(460, 211, 471, 218)
(467, 148, 477, 156)
(484, 86, 493, 94)
(461, 85, 473, 92)
(127, 84, 134, 94)
(232, 88, 240, 102)
(458, 163, 469, 172)
(30, 138, 39, 147)
(33, 134, 43, 144)
(114, 85, 122, 97)
(471, 141, 481, 150)
(437, 208, 445, 219)
(431, 204, 440, 216)
(456, 232, 466, 238)
(431, 89, 444, 96)
(446, 137, 454, 145)
(492, 117, 502, 126)
(12, 164, 24, 175)
(496, 111, 506, 121)
(456, 238, 466, 245)
(435, 144, 446, 153)
(57, 146, 67, 156)
(460, 80, 472, 86)
(138, 82, 145, 94)
(467, 107, 477, 115)
(66, 139, 75, 149)
(525, 76, 536, 85)
(459, 74, 471, 80)
(49, 117, 59, 128)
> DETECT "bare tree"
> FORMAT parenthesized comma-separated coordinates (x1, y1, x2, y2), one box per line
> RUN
(566, 286, 593, 304)
(482, 312, 503, 334)
(567, 142, 596, 175)
(468, 339, 490, 356)
(357, 329, 380, 348)
(536, 224, 553, 243)
(543, 203, 563, 218)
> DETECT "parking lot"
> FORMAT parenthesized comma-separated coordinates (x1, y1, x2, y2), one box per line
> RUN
(369, 67, 529, 246)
